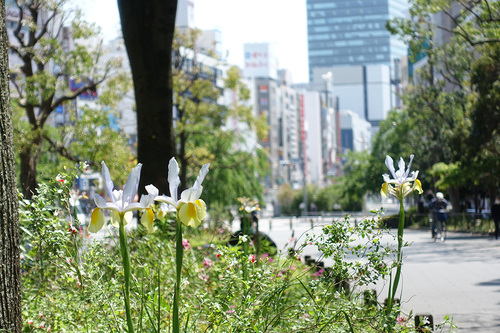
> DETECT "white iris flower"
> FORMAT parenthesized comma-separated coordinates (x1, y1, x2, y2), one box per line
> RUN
(148, 158, 210, 228)
(381, 154, 423, 200)
(89, 162, 156, 233)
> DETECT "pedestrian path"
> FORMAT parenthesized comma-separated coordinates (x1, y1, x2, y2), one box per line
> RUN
(382, 230, 500, 332)
(262, 218, 500, 332)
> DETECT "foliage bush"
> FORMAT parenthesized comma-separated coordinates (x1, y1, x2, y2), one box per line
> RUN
(19, 170, 456, 332)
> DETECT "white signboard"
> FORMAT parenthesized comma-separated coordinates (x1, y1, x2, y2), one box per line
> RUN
(243, 43, 278, 79)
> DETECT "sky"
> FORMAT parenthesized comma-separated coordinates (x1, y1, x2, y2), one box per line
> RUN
(77, 0, 309, 83)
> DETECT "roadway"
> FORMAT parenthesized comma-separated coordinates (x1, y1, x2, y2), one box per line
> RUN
(254, 215, 500, 332)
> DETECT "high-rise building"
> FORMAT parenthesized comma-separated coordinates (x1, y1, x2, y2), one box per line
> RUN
(306, 0, 408, 81)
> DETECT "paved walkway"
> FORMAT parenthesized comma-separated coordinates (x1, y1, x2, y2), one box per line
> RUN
(381, 229, 500, 332)
(260, 218, 500, 332)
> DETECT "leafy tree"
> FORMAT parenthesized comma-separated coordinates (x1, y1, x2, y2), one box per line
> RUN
(277, 184, 295, 215)
(8, 0, 127, 198)
(172, 28, 269, 207)
(117, 0, 177, 195)
(381, 0, 500, 209)
(334, 151, 372, 211)
(0, 1, 21, 330)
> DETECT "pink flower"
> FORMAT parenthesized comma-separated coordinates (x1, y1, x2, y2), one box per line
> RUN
(397, 315, 408, 326)
(249, 254, 256, 263)
(312, 269, 324, 277)
(182, 239, 191, 250)
(216, 253, 221, 258)
(203, 258, 212, 267)
(28, 320, 33, 325)
(261, 253, 273, 262)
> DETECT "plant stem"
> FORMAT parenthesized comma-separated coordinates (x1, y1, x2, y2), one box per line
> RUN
(119, 215, 134, 333)
(242, 215, 250, 281)
(173, 219, 183, 333)
(387, 200, 405, 317)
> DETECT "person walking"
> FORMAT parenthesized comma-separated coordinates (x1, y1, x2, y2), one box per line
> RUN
(491, 197, 500, 240)
(429, 192, 449, 241)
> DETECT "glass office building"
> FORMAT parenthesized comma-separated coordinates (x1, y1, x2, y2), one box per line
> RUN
(307, 0, 408, 81)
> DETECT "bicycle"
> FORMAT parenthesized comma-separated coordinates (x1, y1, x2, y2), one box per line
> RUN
(432, 210, 448, 242)
(434, 219, 446, 242)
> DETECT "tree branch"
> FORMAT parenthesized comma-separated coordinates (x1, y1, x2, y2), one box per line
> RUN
(43, 133, 97, 168)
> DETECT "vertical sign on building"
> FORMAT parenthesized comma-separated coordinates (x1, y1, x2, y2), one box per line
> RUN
(300, 94, 306, 176)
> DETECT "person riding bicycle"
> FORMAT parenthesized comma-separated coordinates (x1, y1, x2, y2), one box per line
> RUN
(429, 192, 449, 240)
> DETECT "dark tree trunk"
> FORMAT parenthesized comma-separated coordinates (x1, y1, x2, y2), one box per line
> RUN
(449, 185, 461, 214)
(117, 0, 177, 194)
(19, 137, 42, 200)
(0, 1, 22, 331)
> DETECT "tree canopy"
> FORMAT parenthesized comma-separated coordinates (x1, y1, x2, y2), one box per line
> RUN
(9, 0, 131, 197)
(172, 28, 269, 209)
(376, 0, 500, 208)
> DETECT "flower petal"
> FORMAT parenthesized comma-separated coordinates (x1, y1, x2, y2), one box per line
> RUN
(139, 193, 156, 209)
(397, 157, 406, 179)
(381, 183, 391, 197)
(192, 163, 210, 191)
(89, 208, 105, 233)
(168, 158, 181, 203)
(124, 202, 145, 211)
(101, 162, 115, 204)
(124, 211, 133, 226)
(178, 202, 202, 228)
(195, 199, 207, 220)
(110, 211, 121, 227)
(180, 188, 202, 203)
(122, 163, 142, 207)
(385, 155, 396, 179)
(405, 154, 414, 179)
(154, 195, 177, 208)
(94, 194, 107, 208)
(140, 208, 155, 233)
(145, 184, 159, 197)
(414, 179, 423, 194)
